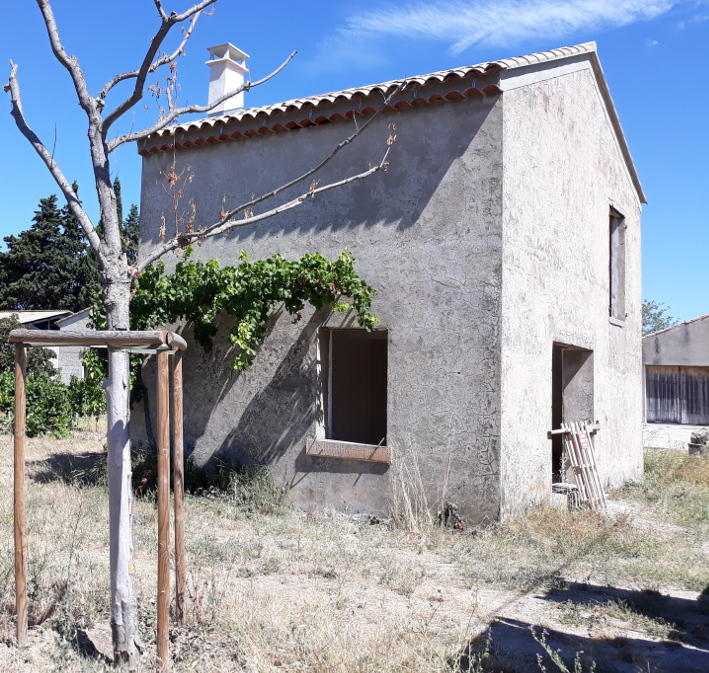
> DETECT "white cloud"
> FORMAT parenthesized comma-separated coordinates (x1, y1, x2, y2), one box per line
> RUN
(334, 0, 677, 55)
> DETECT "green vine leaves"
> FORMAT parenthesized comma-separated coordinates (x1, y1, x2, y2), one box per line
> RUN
(91, 247, 378, 371)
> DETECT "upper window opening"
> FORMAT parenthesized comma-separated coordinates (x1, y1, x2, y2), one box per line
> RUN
(609, 207, 626, 322)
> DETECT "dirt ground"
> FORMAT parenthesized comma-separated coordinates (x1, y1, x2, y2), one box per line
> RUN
(0, 432, 707, 672)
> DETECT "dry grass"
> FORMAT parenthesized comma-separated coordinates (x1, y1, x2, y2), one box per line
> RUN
(0, 436, 706, 673)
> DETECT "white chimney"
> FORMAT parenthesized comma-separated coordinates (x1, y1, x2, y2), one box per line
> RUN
(206, 43, 250, 116)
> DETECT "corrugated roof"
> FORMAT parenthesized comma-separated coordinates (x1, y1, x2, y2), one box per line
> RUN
(55, 307, 90, 324)
(142, 42, 596, 147)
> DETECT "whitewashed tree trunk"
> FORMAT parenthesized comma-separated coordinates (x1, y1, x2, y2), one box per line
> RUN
(5, 3, 393, 666)
(105, 285, 142, 668)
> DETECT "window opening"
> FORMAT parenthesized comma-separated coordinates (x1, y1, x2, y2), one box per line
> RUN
(322, 329, 388, 446)
(609, 207, 626, 322)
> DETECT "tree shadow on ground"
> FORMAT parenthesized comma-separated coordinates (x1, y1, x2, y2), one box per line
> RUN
(454, 600, 709, 673)
(540, 581, 709, 650)
(72, 627, 112, 664)
(26, 450, 107, 487)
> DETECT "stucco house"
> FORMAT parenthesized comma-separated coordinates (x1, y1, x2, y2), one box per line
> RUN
(643, 314, 709, 449)
(136, 41, 645, 521)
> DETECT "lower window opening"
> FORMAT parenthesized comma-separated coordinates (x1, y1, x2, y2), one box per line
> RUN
(323, 329, 388, 446)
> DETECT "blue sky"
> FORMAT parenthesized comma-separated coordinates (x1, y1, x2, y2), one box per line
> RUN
(0, 0, 707, 322)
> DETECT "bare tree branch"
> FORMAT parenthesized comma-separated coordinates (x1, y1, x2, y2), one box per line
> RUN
(102, 1, 217, 130)
(137, 149, 391, 272)
(154, 0, 169, 21)
(3, 61, 103, 256)
(170, 0, 219, 23)
(220, 84, 403, 223)
(99, 12, 200, 103)
(108, 51, 297, 151)
(35, 0, 95, 116)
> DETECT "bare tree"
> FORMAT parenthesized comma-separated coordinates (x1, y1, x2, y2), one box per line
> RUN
(5, 0, 393, 667)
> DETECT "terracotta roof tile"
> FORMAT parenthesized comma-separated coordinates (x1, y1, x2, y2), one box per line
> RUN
(140, 41, 597, 153)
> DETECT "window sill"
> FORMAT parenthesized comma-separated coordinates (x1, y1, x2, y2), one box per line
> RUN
(306, 438, 391, 464)
(609, 316, 626, 328)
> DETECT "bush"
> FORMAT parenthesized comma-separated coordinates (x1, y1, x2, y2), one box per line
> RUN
(0, 369, 105, 438)
(0, 370, 73, 437)
(68, 373, 105, 419)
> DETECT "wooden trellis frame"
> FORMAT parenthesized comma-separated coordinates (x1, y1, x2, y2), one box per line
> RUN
(9, 328, 187, 669)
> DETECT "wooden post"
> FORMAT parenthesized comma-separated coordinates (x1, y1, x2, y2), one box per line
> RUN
(156, 349, 171, 670)
(170, 350, 186, 626)
(14, 345, 27, 647)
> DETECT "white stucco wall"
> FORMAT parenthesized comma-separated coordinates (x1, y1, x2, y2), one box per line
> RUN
(136, 53, 643, 520)
(498, 63, 644, 515)
(139, 91, 505, 520)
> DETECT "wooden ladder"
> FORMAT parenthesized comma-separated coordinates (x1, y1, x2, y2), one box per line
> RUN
(552, 421, 606, 512)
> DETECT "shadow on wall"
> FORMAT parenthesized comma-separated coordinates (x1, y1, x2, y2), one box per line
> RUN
(135, 100, 501, 478)
(208, 310, 323, 466)
(143, 97, 500, 249)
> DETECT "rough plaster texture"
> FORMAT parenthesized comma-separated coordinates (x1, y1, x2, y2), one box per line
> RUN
(498, 64, 643, 516)
(643, 316, 709, 366)
(138, 92, 504, 520)
(137, 53, 643, 520)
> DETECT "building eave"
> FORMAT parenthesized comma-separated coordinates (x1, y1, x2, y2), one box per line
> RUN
(138, 41, 645, 205)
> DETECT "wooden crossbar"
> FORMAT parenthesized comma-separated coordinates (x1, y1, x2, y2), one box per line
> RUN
(12, 330, 187, 669)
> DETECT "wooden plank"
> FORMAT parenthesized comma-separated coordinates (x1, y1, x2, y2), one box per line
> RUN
(645, 366, 681, 424)
(560, 421, 606, 512)
(306, 438, 391, 464)
(563, 429, 590, 505)
(580, 421, 606, 510)
(14, 345, 27, 647)
(8, 328, 187, 351)
(170, 351, 186, 627)
(156, 350, 171, 670)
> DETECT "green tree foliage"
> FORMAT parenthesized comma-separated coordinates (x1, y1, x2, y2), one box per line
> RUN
(122, 204, 140, 266)
(0, 314, 105, 435)
(0, 370, 74, 437)
(0, 190, 100, 312)
(642, 300, 678, 336)
(0, 314, 71, 436)
(0, 181, 140, 314)
(68, 373, 106, 420)
(91, 248, 378, 371)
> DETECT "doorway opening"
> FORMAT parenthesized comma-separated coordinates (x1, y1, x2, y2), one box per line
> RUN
(551, 344, 594, 481)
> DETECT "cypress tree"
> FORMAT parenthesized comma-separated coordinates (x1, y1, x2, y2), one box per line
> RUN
(122, 204, 140, 266)
(0, 188, 101, 312)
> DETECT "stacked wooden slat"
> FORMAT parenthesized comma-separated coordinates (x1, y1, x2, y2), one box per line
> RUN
(560, 421, 606, 512)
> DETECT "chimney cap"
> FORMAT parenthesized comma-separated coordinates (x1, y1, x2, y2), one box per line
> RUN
(206, 43, 250, 63)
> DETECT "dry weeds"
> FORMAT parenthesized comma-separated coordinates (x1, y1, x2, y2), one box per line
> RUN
(0, 435, 706, 672)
